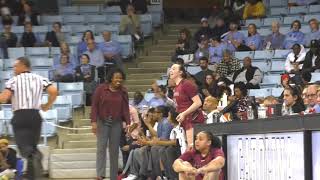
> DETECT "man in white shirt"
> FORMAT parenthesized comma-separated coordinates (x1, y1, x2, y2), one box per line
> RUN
(285, 44, 306, 74)
(203, 96, 221, 124)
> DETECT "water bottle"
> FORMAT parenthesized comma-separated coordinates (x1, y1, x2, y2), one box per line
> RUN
(248, 106, 254, 120)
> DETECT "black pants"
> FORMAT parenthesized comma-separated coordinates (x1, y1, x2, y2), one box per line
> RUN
(11, 109, 43, 180)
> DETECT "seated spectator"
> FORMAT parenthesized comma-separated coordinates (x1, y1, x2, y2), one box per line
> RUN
(304, 19, 320, 47)
(194, 17, 213, 43)
(50, 54, 75, 82)
(222, 6, 241, 27)
(0, 0, 12, 16)
(20, 21, 40, 47)
(98, 31, 123, 69)
(17, 0, 38, 26)
(75, 54, 96, 106)
(194, 36, 210, 63)
(1, 16, 17, 47)
(173, 28, 195, 62)
(119, 4, 142, 41)
(120, 0, 147, 15)
(233, 82, 250, 120)
(77, 30, 95, 56)
(83, 39, 105, 81)
(216, 50, 241, 78)
(207, 4, 221, 28)
(209, 36, 226, 64)
(45, 22, 65, 47)
(279, 73, 292, 99)
(222, 21, 245, 53)
(211, 16, 228, 41)
(302, 40, 320, 73)
(242, 0, 266, 20)
(283, 20, 305, 49)
(263, 21, 286, 50)
(232, 0, 245, 18)
(53, 42, 78, 66)
(203, 96, 221, 123)
(243, 23, 262, 51)
(263, 96, 279, 106)
(0, 139, 17, 170)
(282, 86, 305, 115)
(131, 91, 148, 113)
(172, 131, 225, 180)
(149, 84, 175, 108)
(305, 84, 320, 113)
(285, 44, 306, 73)
(203, 73, 219, 98)
(194, 57, 214, 87)
(232, 56, 262, 89)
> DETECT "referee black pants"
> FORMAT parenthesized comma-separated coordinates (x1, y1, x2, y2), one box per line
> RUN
(11, 109, 43, 180)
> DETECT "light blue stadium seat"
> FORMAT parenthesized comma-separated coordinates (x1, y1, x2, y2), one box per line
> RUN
(249, 88, 272, 98)
(114, 35, 133, 58)
(8, 47, 25, 59)
(63, 15, 85, 25)
(140, 14, 153, 37)
(11, 26, 24, 34)
(25, 47, 50, 58)
(79, 5, 101, 15)
(40, 15, 63, 25)
(71, 25, 95, 36)
(0, 59, 3, 71)
(271, 87, 284, 97)
(32, 70, 49, 79)
(263, 17, 283, 27)
(60, 6, 79, 15)
(0, 110, 6, 136)
(30, 57, 53, 70)
(289, 6, 308, 15)
(144, 92, 155, 102)
(309, 5, 320, 14)
(0, 109, 12, 136)
(156, 79, 167, 86)
(254, 50, 274, 60)
(58, 82, 85, 109)
(304, 14, 320, 23)
(186, 66, 201, 75)
(245, 19, 263, 27)
(148, 5, 163, 27)
(300, 25, 310, 34)
(2, 59, 15, 71)
(270, 59, 286, 72)
(51, 95, 72, 122)
(252, 60, 271, 72)
(269, 0, 288, 7)
(258, 28, 272, 37)
(283, 16, 303, 25)
(273, 49, 291, 59)
(94, 35, 104, 43)
(86, 15, 107, 24)
(234, 51, 254, 60)
(61, 25, 72, 33)
(107, 15, 121, 26)
(95, 24, 119, 35)
(103, 6, 122, 15)
(33, 26, 49, 41)
(311, 73, 320, 82)
(279, 26, 291, 34)
(66, 35, 82, 46)
(262, 75, 281, 85)
(40, 109, 58, 137)
(270, 7, 288, 16)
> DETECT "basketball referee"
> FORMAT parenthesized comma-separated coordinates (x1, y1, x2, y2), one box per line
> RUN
(0, 57, 58, 179)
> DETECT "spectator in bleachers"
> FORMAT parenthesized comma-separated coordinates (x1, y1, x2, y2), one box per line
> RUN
(54, 42, 79, 66)
(20, 21, 40, 47)
(203, 73, 220, 98)
(283, 20, 305, 49)
(263, 96, 279, 106)
(17, 0, 38, 26)
(0, 139, 17, 172)
(209, 36, 226, 64)
(232, 56, 262, 89)
(172, 28, 195, 62)
(173, 131, 225, 180)
(149, 85, 175, 108)
(194, 57, 214, 87)
(279, 73, 292, 99)
(50, 54, 75, 82)
(1, 16, 17, 47)
(282, 86, 305, 115)
(243, 23, 262, 51)
(305, 84, 320, 113)
(75, 54, 96, 106)
(211, 16, 228, 39)
(83, 39, 105, 81)
(194, 35, 210, 63)
(0, 0, 11, 16)
(131, 91, 147, 113)
(98, 31, 123, 69)
(242, 0, 265, 20)
(119, 5, 142, 41)
(120, 0, 147, 15)
(77, 30, 95, 56)
(222, 6, 241, 27)
(232, 0, 245, 18)
(232, 82, 250, 120)
(302, 39, 320, 73)
(194, 17, 213, 43)
(304, 19, 320, 48)
(169, 63, 204, 148)
(45, 22, 65, 47)
(203, 96, 221, 124)
(285, 44, 306, 73)
(263, 21, 286, 50)
(216, 49, 241, 78)
(222, 21, 245, 53)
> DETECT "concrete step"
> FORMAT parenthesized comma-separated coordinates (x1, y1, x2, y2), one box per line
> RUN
(126, 67, 167, 74)
(63, 140, 96, 149)
(149, 44, 176, 51)
(51, 148, 96, 154)
(64, 133, 96, 141)
(51, 161, 97, 169)
(50, 168, 109, 179)
(148, 50, 173, 56)
(168, 23, 199, 29)
(157, 39, 177, 45)
(51, 153, 96, 162)
(128, 73, 164, 79)
(73, 119, 92, 127)
(138, 62, 171, 68)
(126, 84, 151, 92)
(125, 79, 156, 85)
(138, 55, 172, 62)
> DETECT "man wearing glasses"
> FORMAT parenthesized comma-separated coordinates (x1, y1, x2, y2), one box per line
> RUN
(305, 84, 320, 113)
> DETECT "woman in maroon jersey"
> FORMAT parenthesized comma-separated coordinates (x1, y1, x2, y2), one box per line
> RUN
(172, 131, 225, 180)
(169, 63, 204, 148)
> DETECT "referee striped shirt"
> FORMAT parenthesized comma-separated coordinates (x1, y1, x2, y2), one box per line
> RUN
(5, 72, 52, 111)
